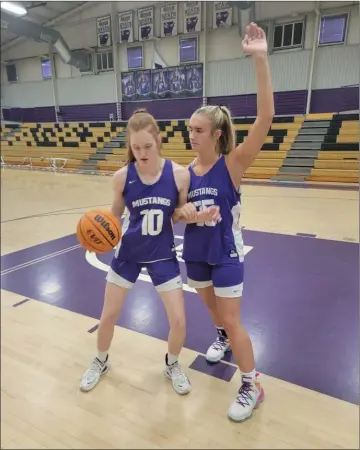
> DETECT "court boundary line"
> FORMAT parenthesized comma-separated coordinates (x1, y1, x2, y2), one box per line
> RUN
(1, 244, 81, 275)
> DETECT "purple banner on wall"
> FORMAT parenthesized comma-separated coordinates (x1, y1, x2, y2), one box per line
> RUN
(152, 68, 170, 99)
(135, 70, 152, 100)
(121, 72, 136, 101)
(121, 64, 203, 102)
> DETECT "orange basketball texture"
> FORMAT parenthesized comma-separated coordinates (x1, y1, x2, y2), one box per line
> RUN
(76, 210, 121, 254)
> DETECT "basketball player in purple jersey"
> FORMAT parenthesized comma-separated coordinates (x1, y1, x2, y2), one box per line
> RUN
(80, 109, 220, 395)
(175, 23, 274, 421)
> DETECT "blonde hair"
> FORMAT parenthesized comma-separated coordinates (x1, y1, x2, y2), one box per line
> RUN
(126, 109, 160, 163)
(193, 105, 235, 155)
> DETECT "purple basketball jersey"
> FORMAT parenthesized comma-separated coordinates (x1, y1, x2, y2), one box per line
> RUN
(182, 156, 244, 265)
(116, 159, 178, 263)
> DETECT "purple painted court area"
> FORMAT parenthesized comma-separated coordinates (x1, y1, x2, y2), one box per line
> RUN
(1, 228, 358, 405)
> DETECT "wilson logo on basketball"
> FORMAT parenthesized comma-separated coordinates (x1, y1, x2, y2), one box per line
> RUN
(94, 214, 116, 241)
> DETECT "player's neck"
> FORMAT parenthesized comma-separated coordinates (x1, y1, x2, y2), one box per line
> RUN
(137, 157, 163, 179)
(196, 150, 219, 167)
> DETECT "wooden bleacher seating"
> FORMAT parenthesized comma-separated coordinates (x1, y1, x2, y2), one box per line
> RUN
(96, 116, 303, 177)
(2, 113, 358, 183)
(307, 113, 359, 183)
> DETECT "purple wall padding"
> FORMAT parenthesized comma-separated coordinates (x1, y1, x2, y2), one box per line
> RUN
(2, 86, 358, 123)
(310, 86, 359, 113)
(121, 97, 202, 120)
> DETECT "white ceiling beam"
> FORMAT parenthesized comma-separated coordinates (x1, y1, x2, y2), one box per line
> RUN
(1, 1, 91, 51)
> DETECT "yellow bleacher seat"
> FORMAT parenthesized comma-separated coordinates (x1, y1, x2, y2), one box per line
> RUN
(314, 160, 358, 170)
(5, 115, 357, 184)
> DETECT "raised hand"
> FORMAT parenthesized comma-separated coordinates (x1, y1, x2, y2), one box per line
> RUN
(242, 22, 267, 56)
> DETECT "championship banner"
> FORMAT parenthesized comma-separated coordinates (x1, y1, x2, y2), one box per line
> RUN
(138, 6, 154, 41)
(121, 64, 203, 101)
(160, 3, 178, 37)
(121, 72, 136, 101)
(118, 11, 133, 43)
(213, 2, 233, 28)
(96, 15, 111, 47)
(183, 1, 201, 34)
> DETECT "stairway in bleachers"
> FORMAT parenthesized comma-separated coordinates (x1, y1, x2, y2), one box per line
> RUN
(275, 113, 333, 181)
(276, 113, 359, 183)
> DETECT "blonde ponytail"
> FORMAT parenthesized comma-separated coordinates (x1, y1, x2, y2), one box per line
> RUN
(193, 105, 235, 155)
(218, 106, 235, 155)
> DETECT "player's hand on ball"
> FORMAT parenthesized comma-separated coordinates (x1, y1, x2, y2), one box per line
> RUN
(242, 22, 267, 56)
(180, 202, 198, 222)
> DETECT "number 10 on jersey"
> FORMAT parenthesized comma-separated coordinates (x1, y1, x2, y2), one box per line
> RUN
(140, 209, 164, 235)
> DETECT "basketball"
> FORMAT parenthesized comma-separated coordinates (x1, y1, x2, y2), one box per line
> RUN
(76, 209, 121, 253)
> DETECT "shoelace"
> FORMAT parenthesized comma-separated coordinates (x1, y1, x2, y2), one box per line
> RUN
(211, 336, 229, 352)
(170, 362, 185, 379)
(236, 381, 255, 407)
(86, 358, 104, 378)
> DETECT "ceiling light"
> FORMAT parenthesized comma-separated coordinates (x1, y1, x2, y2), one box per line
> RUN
(1, 2, 27, 16)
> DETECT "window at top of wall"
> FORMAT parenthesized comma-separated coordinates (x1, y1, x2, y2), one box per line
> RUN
(273, 21, 304, 50)
(96, 50, 114, 72)
(6, 63, 17, 82)
(179, 36, 198, 64)
(41, 58, 52, 79)
(127, 46, 143, 70)
(318, 13, 348, 45)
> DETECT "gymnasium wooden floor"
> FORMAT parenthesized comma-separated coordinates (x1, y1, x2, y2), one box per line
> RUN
(1, 168, 359, 449)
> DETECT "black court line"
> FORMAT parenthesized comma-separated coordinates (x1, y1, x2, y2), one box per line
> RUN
(13, 298, 30, 307)
(87, 324, 99, 333)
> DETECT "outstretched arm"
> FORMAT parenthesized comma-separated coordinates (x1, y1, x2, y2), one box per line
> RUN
(228, 23, 274, 182)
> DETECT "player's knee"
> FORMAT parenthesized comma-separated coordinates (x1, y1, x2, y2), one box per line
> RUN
(100, 310, 118, 327)
(169, 314, 186, 335)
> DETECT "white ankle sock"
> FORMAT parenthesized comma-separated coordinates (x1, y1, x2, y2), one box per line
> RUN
(242, 369, 256, 381)
(167, 353, 178, 365)
(97, 351, 108, 363)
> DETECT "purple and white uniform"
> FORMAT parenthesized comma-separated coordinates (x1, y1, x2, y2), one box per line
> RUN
(182, 156, 244, 297)
(107, 159, 182, 292)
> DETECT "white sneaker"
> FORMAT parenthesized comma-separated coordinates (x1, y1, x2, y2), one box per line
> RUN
(164, 361, 191, 395)
(227, 378, 264, 422)
(206, 336, 231, 363)
(80, 356, 110, 392)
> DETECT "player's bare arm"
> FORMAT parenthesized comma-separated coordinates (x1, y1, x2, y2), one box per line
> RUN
(173, 161, 191, 209)
(227, 23, 274, 186)
(172, 162, 221, 224)
(110, 166, 127, 219)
